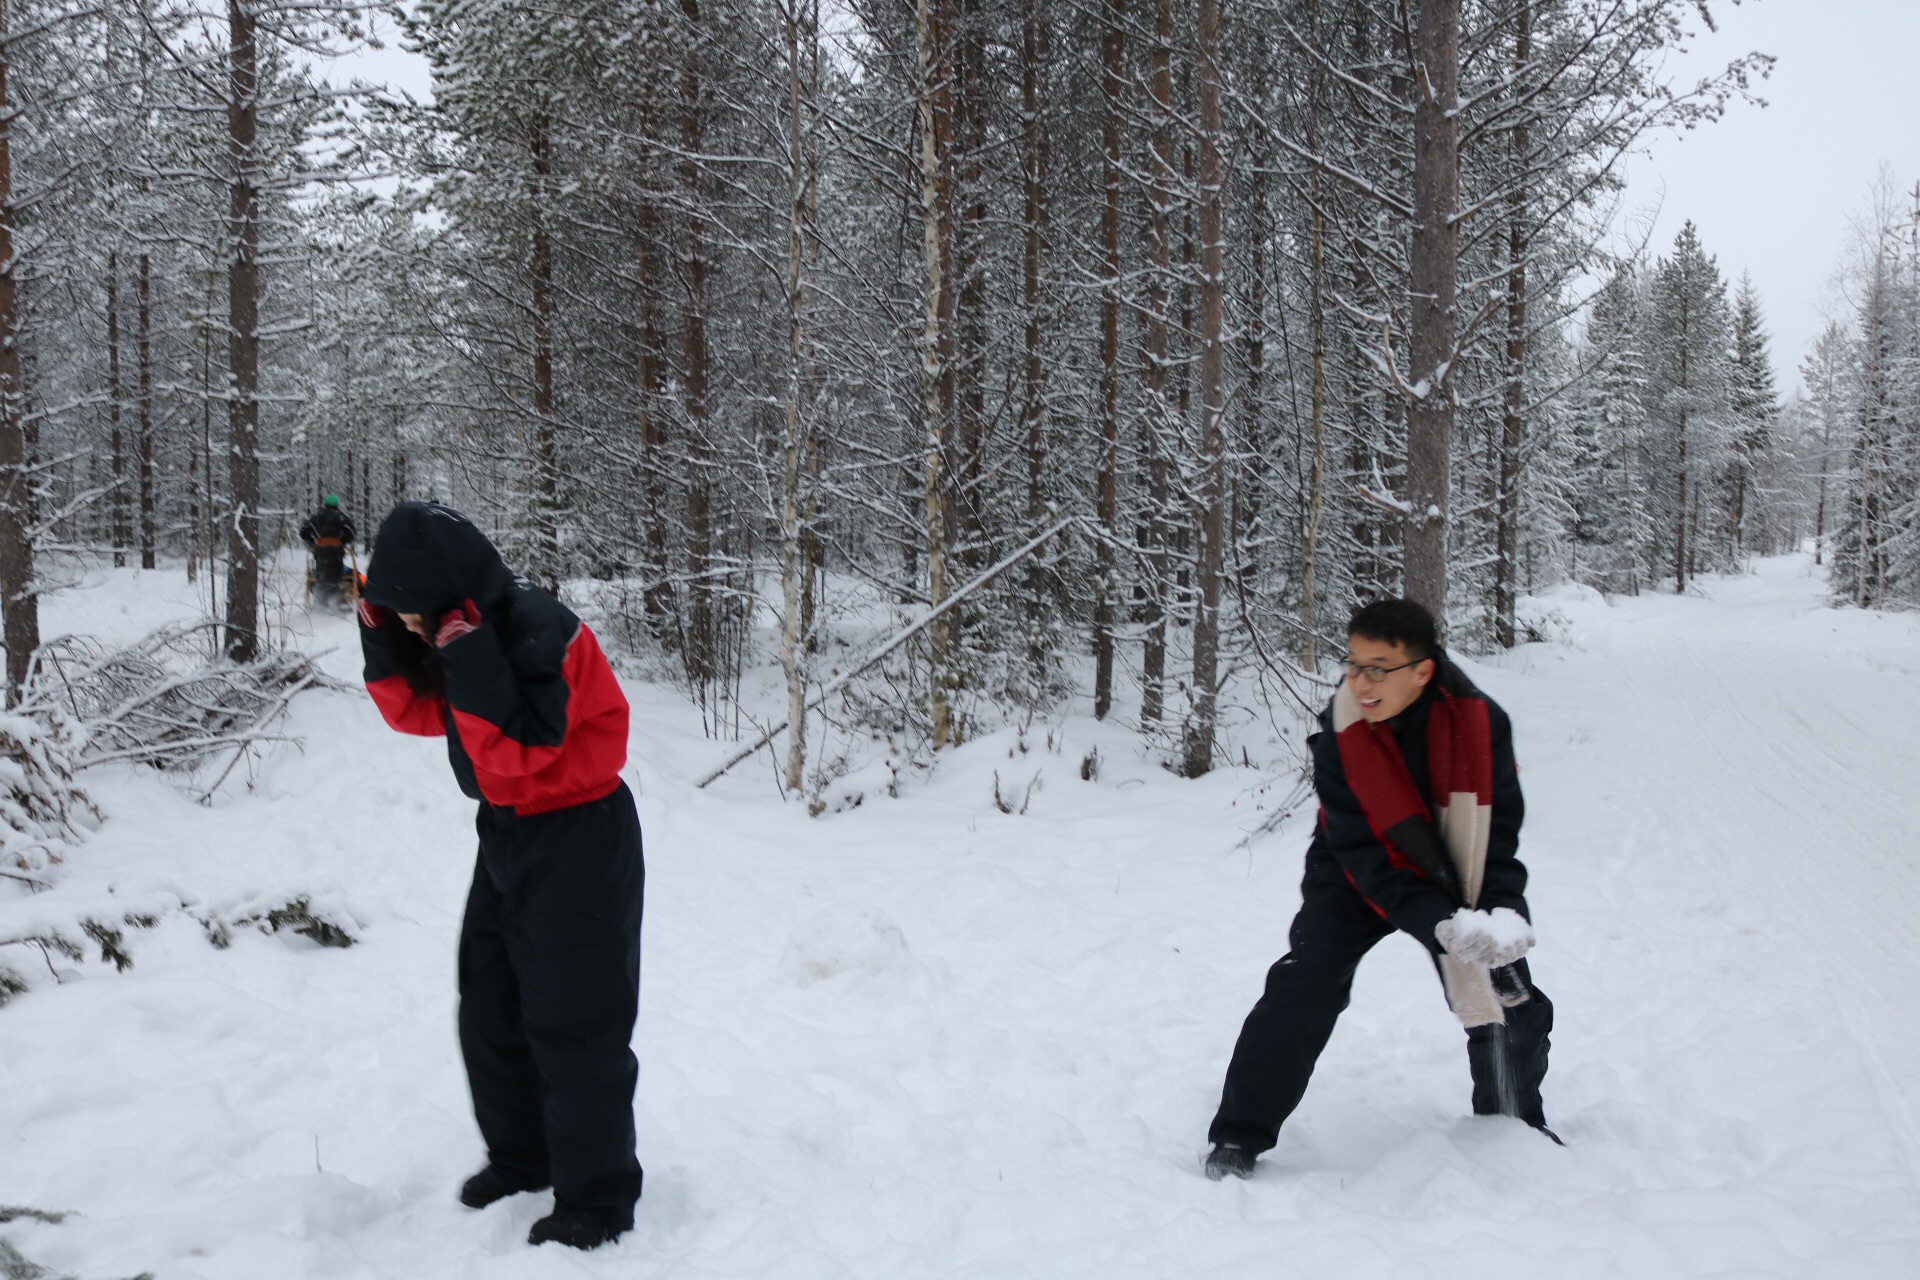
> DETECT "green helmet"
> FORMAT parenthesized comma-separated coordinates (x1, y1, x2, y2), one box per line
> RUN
(323, 494, 341, 508)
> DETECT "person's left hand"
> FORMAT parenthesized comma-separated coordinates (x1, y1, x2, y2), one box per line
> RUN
(1435, 906, 1534, 968)
(433, 599, 484, 648)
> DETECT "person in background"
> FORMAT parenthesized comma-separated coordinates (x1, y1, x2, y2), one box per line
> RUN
(1203, 598, 1555, 1180)
(299, 495, 356, 606)
(357, 501, 645, 1251)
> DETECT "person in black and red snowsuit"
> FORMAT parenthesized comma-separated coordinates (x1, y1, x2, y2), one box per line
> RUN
(358, 501, 644, 1250)
(1203, 598, 1555, 1181)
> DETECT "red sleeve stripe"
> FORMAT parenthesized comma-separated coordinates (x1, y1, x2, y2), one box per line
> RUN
(368, 674, 447, 737)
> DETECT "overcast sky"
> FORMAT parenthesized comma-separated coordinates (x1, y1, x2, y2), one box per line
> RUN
(322, 0, 1915, 395)
(1617, 0, 1918, 391)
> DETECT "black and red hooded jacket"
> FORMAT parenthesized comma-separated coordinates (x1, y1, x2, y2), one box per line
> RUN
(359, 503, 628, 816)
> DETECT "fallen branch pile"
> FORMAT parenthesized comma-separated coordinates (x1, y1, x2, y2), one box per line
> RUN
(20, 623, 335, 790)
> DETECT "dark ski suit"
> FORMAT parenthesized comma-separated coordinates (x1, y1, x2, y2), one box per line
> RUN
(360, 502, 644, 1224)
(300, 506, 356, 584)
(1208, 684, 1553, 1153)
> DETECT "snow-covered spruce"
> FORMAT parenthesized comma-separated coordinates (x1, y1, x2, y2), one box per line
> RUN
(0, 712, 97, 893)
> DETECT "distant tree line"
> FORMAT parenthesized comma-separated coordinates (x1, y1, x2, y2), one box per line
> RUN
(1797, 177, 1920, 610)
(1564, 222, 1794, 596)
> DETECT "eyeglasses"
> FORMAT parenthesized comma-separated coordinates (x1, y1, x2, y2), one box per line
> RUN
(1342, 658, 1421, 684)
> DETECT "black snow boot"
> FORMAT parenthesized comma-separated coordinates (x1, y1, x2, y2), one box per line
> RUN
(459, 1164, 551, 1209)
(1204, 1144, 1257, 1181)
(528, 1204, 631, 1250)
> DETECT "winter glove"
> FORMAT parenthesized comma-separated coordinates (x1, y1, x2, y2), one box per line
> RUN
(433, 598, 484, 649)
(357, 599, 390, 631)
(1434, 906, 1534, 968)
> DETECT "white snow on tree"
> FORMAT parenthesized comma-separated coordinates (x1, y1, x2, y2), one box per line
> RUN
(0, 713, 97, 893)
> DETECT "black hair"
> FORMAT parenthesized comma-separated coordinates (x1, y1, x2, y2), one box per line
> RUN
(1347, 598, 1438, 662)
(372, 611, 445, 697)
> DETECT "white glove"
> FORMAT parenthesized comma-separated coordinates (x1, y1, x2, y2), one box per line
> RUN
(1434, 906, 1534, 967)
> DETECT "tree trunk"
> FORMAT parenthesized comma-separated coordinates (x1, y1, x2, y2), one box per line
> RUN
(108, 255, 129, 567)
(680, 0, 716, 690)
(1181, 0, 1226, 778)
(1492, 1, 1530, 648)
(1092, 0, 1122, 720)
(1675, 423, 1688, 592)
(953, 0, 985, 568)
(1175, 143, 1195, 617)
(529, 119, 559, 591)
(1139, 0, 1174, 727)
(1813, 402, 1831, 564)
(1403, 0, 1460, 619)
(138, 250, 155, 569)
(0, 9, 39, 703)
(1297, 27, 1327, 670)
(915, 0, 954, 748)
(1238, 179, 1265, 597)
(778, 0, 816, 793)
(1019, 0, 1051, 692)
(224, 0, 262, 664)
(634, 130, 673, 628)
(189, 295, 209, 585)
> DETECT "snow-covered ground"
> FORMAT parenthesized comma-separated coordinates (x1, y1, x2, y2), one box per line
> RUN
(4, 552, 1918, 1278)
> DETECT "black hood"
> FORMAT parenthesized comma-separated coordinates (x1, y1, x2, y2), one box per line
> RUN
(363, 502, 518, 615)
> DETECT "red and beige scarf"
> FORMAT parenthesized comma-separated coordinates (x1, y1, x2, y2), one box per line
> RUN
(1331, 659, 1505, 1028)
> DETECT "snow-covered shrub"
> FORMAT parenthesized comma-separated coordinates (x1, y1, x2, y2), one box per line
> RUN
(991, 767, 1041, 815)
(200, 895, 358, 951)
(1513, 598, 1578, 646)
(809, 758, 898, 817)
(0, 713, 98, 892)
(0, 891, 359, 1008)
(21, 622, 331, 779)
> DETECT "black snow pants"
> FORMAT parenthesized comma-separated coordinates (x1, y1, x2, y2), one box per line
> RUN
(311, 547, 346, 584)
(1208, 854, 1552, 1153)
(458, 782, 645, 1220)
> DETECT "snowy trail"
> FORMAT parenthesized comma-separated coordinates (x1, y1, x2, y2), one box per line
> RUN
(4, 554, 1919, 1279)
(1540, 558, 1920, 1187)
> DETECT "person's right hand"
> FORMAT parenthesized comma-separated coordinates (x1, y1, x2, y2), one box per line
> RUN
(433, 599, 484, 648)
(1435, 907, 1534, 968)
(357, 599, 390, 631)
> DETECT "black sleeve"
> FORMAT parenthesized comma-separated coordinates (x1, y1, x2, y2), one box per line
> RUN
(437, 617, 570, 751)
(1478, 699, 1531, 917)
(299, 517, 317, 546)
(1312, 725, 1460, 952)
(342, 516, 356, 546)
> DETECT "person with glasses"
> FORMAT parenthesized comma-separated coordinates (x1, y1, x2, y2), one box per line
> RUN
(1202, 598, 1555, 1180)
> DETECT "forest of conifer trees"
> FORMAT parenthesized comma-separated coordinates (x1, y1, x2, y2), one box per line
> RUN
(0, 0, 1912, 792)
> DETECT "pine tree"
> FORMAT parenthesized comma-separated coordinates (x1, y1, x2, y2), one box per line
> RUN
(1572, 266, 1656, 593)
(1648, 220, 1733, 591)
(1726, 273, 1780, 556)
